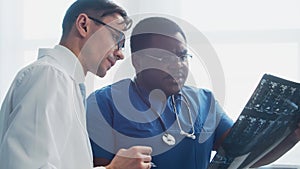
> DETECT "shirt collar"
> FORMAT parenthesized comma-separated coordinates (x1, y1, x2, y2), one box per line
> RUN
(38, 45, 85, 84)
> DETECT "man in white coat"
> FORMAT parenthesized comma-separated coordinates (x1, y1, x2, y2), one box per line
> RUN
(0, 0, 152, 169)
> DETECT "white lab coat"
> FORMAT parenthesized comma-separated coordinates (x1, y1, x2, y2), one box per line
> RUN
(0, 45, 94, 169)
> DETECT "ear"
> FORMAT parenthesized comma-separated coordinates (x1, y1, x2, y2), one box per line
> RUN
(75, 13, 90, 37)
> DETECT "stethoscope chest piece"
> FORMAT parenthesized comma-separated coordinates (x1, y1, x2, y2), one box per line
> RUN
(162, 133, 176, 146)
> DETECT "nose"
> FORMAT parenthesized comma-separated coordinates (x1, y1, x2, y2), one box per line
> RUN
(167, 58, 186, 70)
(113, 49, 125, 60)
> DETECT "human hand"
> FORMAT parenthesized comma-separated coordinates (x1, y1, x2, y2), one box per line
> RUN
(294, 122, 300, 141)
(106, 146, 153, 169)
(288, 122, 300, 144)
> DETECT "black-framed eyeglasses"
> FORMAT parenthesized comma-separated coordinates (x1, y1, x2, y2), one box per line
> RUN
(88, 16, 125, 50)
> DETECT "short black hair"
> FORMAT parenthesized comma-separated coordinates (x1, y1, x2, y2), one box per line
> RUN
(62, 0, 132, 36)
(130, 17, 186, 53)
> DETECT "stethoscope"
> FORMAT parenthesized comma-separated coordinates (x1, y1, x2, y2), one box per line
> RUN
(132, 80, 196, 146)
(171, 94, 196, 140)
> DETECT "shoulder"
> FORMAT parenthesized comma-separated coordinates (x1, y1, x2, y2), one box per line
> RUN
(15, 61, 70, 88)
(91, 78, 132, 97)
(182, 86, 215, 100)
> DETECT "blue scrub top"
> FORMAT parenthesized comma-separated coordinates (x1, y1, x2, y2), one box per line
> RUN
(86, 79, 233, 169)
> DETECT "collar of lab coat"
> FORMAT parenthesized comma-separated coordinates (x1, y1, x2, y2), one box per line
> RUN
(38, 45, 85, 84)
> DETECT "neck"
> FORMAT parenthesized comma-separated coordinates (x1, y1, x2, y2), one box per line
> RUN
(59, 39, 88, 76)
(134, 76, 180, 97)
(134, 76, 152, 95)
(133, 78, 168, 104)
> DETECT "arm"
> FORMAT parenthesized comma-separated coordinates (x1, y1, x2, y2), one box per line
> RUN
(87, 84, 153, 169)
(213, 128, 231, 150)
(0, 66, 71, 168)
(251, 122, 300, 167)
(87, 106, 154, 169)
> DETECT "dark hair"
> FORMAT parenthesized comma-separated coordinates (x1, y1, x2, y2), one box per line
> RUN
(62, 0, 132, 36)
(130, 17, 186, 53)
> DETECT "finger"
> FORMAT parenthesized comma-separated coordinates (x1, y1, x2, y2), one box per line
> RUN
(141, 154, 152, 163)
(142, 162, 152, 169)
(131, 145, 153, 155)
(116, 146, 152, 159)
(294, 126, 300, 140)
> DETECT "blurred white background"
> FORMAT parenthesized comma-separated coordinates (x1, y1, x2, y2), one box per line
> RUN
(0, 0, 299, 165)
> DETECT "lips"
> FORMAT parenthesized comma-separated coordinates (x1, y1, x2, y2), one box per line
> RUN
(107, 55, 116, 68)
(164, 73, 185, 85)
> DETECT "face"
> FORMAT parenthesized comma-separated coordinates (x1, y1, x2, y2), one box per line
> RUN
(135, 33, 190, 96)
(81, 13, 126, 77)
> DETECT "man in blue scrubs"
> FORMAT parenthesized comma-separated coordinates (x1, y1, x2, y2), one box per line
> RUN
(86, 17, 300, 169)
(86, 17, 233, 169)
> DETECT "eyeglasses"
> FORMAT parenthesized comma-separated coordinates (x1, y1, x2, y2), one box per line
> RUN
(88, 16, 125, 50)
(144, 51, 192, 63)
